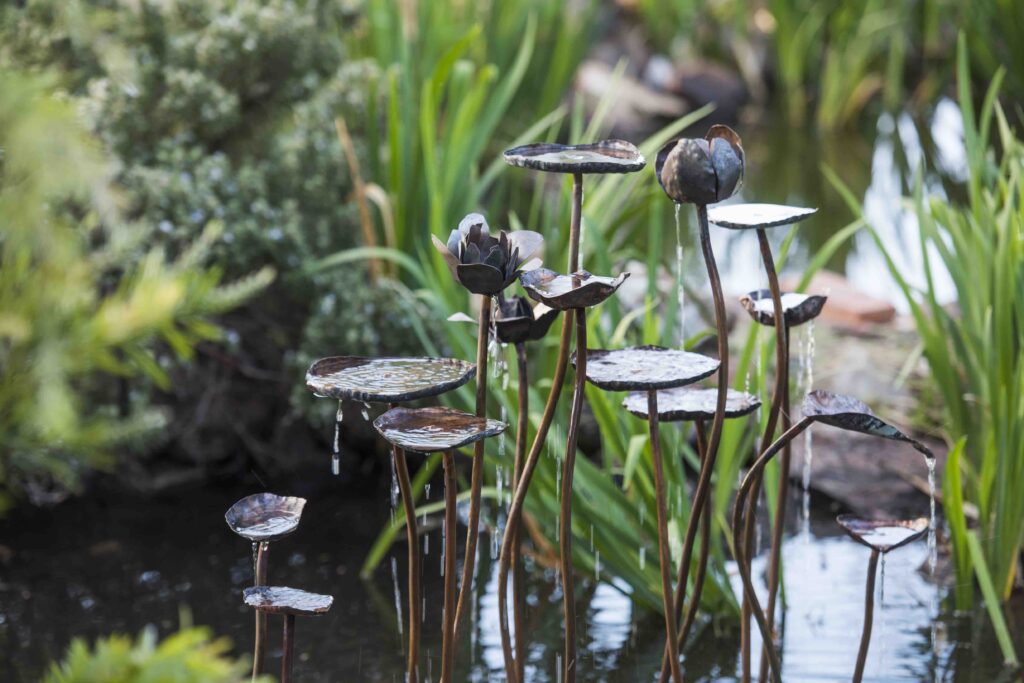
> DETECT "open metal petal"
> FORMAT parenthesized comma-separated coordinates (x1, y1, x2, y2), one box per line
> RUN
(243, 586, 334, 616)
(576, 345, 720, 392)
(507, 229, 544, 265)
(519, 268, 629, 310)
(305, 356, 475, 403)
(225, 493, 306, 542)
(526, 302, 559, 341)
(622, 387, 760, 422)
(836, 515, 929, 554)
(373, 406, 507, 454)
(432, 234, 460, 277)
(456, 262, 506, 295)
(503, 139, 646, 174)
(802, 390, 934, 459)
(740, 290, 827, 327)
(494, 313, 532, 345)
(656, 137, 717, 205)
(707, 203, 818, 230)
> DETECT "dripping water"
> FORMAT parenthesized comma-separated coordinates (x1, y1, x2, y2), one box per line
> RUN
(674, 203, 686, 344)
(391, 556, 403, 636)
(361, 402, 371, 421)
(639, 545, 646, 570)
(799, 321, 817, 539)
(595, 549, 602, 582)
(926, 456, 937, 575)
(879, 554, 887, 674)
(251, 541, 258, 578)
(332, 402, 344, 475)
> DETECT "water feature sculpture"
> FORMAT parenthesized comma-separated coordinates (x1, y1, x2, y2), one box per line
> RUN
(372, 405, 506, 683)
(242, 585, 333, 683)
(225, 492, 306, 680)
(836, 515, 929, 683)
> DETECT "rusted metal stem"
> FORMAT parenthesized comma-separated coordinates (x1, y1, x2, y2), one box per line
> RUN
(252, 542, 268, 681)
(452, 294, 491, 649)
(441, 450, 458, 683)
(731, 418, 814, 683)
(660, 204, 729, 683)
(852, 549, 880, 683)
(678, 420, 710, 648)
(741, 227, 788, 683)
(760, 324, 792, 683)
(498, 172, 582, 683)
(393, 441, 420, 683)
(281, 614, 295, 683)
(512, 342, 529, 682)
(649, 390, 684, 683)
(560, 307, 587, 683)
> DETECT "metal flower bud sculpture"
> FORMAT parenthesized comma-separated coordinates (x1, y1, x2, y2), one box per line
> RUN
(433, 213, 542, 655)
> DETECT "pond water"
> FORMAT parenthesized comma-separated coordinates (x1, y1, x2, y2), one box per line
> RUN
(1, 473, 1019, 682)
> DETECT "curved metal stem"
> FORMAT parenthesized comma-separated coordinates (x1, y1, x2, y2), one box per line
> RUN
(741, 227, 788, 683)
(393, 443, 420, 683)
(760, 325, 791, 683)
(852, 549, 880, 683)
(660, 204, 729, 683)
(512, 343, 529, 683)
(498, 172, 583, 683)
(731, 418, 814, 683)
(252, 542, 269, 681)
(678, 420, 710, 647)
(452, 294, 491, 650)
(560, 308, 587, 683)
(649, 390, 684, 683)
(441, 450, 458, 683)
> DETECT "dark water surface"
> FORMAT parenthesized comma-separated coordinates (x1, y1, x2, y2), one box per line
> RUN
(1, 472, 1019, 682)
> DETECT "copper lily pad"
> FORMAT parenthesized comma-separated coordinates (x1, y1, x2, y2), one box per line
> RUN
(305, 356, 475, 403)
(243, 586, 334, 616)
(836, 515, 928, 554)
(707, 203, 817, 230)
(622, 387, 760, 422)
(373, 406, 507, 454)
(575, 346, 720, 392)
(740, 290, 827, 327)
(503, 140, 646, 174)
(802, 390, 933, 459)
(225, 493, 306, 542)
(519, 268, 629, 310)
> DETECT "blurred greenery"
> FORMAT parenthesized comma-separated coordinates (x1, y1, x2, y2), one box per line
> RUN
(42, 625, 264, 683)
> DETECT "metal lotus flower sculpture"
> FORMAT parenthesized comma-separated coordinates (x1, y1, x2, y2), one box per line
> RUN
(432, 213, 543, 295)
(655, 125, 744, 205)
(495, 296, 558, 345)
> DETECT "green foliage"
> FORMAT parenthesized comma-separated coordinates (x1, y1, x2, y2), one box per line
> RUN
(43, 626, 265, 683)
(0, 69, 271, 510)
(829, 37, 1023, 661)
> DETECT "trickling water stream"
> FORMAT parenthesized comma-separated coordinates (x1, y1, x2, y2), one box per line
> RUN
(332, 402, 344, 475)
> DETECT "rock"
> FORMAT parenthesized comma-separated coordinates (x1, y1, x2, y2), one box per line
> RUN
(781, 270, 895, 329)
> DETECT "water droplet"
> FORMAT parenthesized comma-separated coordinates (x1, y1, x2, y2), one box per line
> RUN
(332, 401, 344, 476)
(639, 545, 646, 570)
(390, 556, 403, 636)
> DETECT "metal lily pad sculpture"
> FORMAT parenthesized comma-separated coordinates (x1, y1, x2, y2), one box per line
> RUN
(500, 136, 645, 683)
(225, 493, 306, 679)
(243, 586, 333, 683)
(495, 296, 559, 345)
(578, 345, 725, 683)
(373, 406, 506, 683)
(503, 139, 646, 174)
(655, 125, 744, 205)
(653, 125, 746, 683)
(520, 268, 629, 311)
(431, 213, 542, 296)
(740, 290, 827, 328)
(835, 516, 928, 683)
(304, 354, 475, 683)
(707, 203, 818, 230)
(731, 391, 936, 683)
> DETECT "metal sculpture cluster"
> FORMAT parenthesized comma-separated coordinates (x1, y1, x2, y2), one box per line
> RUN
(223, 125, 936, 682)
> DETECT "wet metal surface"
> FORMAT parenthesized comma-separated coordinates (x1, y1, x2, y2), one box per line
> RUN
(503, 140, 646, 174)
(740, 290, 827, 327)
(243, 586, 333, 616)
(836, 515, 929, 554)
(802, 390, 934, 458)
(519, 268, 629, 310)
(707, 203, 817, 230)
(495, 296, 559, 344)
(656, 125, 744, 205)
(577, 346, 720, 392)
(224, 493, 306, 542)
(372, 406, 506, 454)
(432, 213, 543, 295)
(622, 387, 760, 421)
(305, 356, 475, 403)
